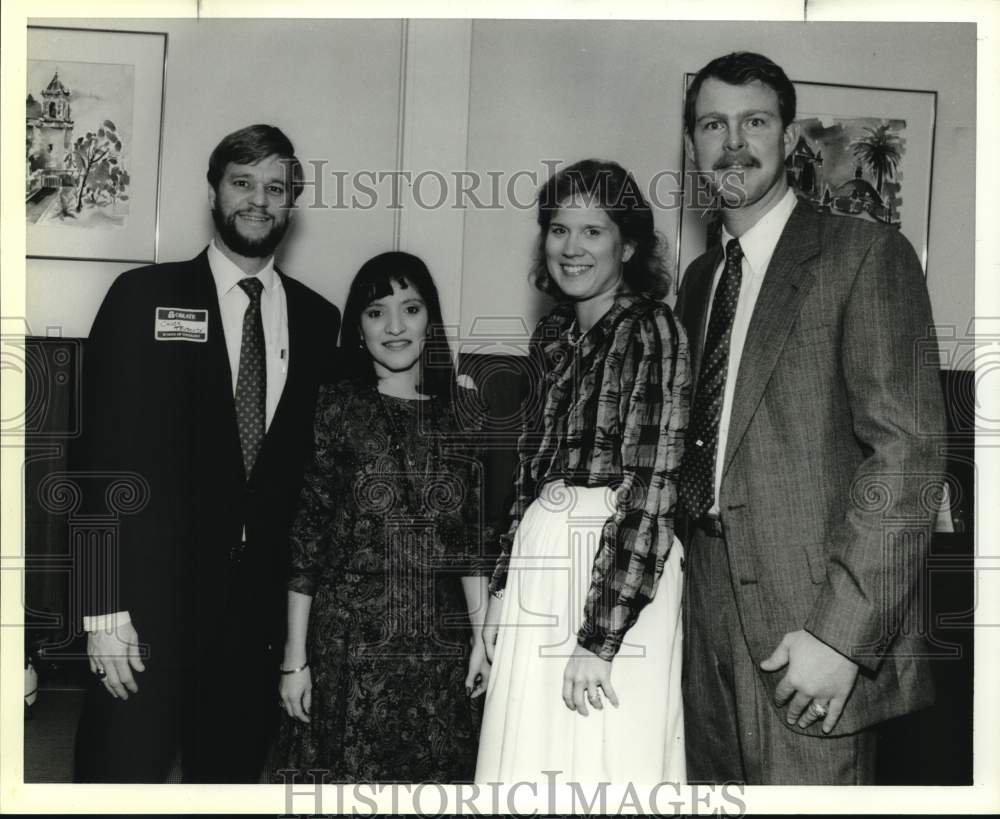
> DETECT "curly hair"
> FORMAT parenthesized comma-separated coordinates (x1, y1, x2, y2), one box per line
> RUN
(530, 159, 670, 300)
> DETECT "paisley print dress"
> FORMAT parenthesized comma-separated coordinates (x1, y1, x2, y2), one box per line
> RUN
(272, 380, 488, 782)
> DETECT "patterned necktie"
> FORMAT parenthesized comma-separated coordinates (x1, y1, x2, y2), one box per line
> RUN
(679, 238, 743, 519)
(235, 277, 266, 476)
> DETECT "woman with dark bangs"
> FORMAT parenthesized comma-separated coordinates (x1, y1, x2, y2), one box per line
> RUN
(476, 159, 690, 783)
(273, 252, 490, 782)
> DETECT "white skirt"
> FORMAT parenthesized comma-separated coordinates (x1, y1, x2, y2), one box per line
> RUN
(475, 482, 685, 785)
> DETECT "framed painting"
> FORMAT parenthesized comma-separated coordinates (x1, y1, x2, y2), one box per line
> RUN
(676, 76, 937, 278)
(26, 26, 167, 263)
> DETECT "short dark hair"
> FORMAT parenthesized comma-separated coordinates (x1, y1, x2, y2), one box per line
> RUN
(339, 251, 456, 402)
(206, 124, 303, 200)
(684, 52, 796, 134)
(531, 158, 670, 300)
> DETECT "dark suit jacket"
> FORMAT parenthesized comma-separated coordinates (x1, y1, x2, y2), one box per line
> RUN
(77, 248, 341, 666)
(676, 201, 946, 735)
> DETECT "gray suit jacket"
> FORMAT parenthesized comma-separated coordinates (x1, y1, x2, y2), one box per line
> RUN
(676, 200, 946, 736)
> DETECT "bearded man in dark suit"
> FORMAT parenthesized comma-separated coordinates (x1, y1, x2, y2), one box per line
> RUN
(73, 124, 341, 783)
(676, 52, 946, 784)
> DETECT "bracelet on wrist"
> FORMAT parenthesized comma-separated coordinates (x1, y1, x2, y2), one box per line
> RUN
(279, 660, 309, 675)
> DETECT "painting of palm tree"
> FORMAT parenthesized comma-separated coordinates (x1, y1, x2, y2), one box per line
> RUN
(786, 116, 906, 228)
(851, 124, 902, 205)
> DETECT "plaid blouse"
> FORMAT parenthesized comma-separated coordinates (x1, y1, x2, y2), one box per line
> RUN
(489, 293, 690, 660)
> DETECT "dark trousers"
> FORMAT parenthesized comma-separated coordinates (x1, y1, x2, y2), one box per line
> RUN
(74, 552, 279, 783)
(73, 660, 275, 783)
(682, 526, 877, 785)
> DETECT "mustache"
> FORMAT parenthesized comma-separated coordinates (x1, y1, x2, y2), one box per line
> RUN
(713, 154, 760, 170)
(233, 208, 273, 221)
(211, 202, 288, 258)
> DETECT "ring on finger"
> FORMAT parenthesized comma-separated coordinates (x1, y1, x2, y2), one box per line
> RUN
(807, 700, 828, 719)
(95, 667, 107, 679)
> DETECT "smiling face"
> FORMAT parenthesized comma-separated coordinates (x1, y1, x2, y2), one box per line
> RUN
(684, 77, 798, 227)
(544, 195, 635, 319)
(208, 153, 293, 261)
(359, 278, 429, 380)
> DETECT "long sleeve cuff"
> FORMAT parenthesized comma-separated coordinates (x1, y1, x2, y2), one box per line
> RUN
(287, 575, 317, 597)
(803, 590, 884, 674)
(576, 622, 623, 662)
(488, 536, 513, 596)
(83, 610, 131, 632)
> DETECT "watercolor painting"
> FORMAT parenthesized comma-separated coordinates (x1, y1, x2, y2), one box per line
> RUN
(26, 59, 134, 230)
(27, 27, 165, 263)
(787, 115, 907, 227)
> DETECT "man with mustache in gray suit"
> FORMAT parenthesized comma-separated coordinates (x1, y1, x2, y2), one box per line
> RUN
(676, 52, 945, 784)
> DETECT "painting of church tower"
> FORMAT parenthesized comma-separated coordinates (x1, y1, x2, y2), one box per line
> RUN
(27, 71, 75, 174)
(27, 26, 162, 260)
(26, 58, 133, 229)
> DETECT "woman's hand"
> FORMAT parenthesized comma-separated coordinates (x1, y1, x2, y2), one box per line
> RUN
(562, 644, 619, 716)
(481, 593, 504, 663)
(465, 637, 491, 698)
(279, 666, 312, 723)
(281, 591, 313, 722)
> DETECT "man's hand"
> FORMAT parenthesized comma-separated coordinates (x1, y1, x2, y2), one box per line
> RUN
(87, 621, 145, 700)
(760, 629, 859, 733)
(562, 643, 619, 717)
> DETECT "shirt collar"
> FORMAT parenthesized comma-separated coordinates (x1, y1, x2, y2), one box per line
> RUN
(584, 292, 642, 345)
(207, 238, 279, 296)
(541, 292, 643, 370)
(720, 188, 798, 278)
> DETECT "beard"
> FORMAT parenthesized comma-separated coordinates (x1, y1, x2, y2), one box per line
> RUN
(211, 202, 290, 259)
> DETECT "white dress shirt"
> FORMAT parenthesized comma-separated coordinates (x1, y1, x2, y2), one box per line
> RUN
(708, 189, 797, 515)
(84, 241, 290, 633)
(207, 238, 289, 427)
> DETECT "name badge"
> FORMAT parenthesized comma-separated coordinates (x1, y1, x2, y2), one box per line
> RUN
(154, 307, 209, 342)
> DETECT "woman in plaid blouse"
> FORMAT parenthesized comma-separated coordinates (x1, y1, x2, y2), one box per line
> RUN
(476, 159, 691, 784)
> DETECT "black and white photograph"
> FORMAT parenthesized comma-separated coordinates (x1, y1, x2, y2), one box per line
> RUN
(2, 1, 997, 815)
(26, 26, 166, 263)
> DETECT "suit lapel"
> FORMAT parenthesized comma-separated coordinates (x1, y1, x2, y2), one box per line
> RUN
(192, 250, 237, 413)
(191, 250, 246, 477)
(722, 202, 821, 479)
